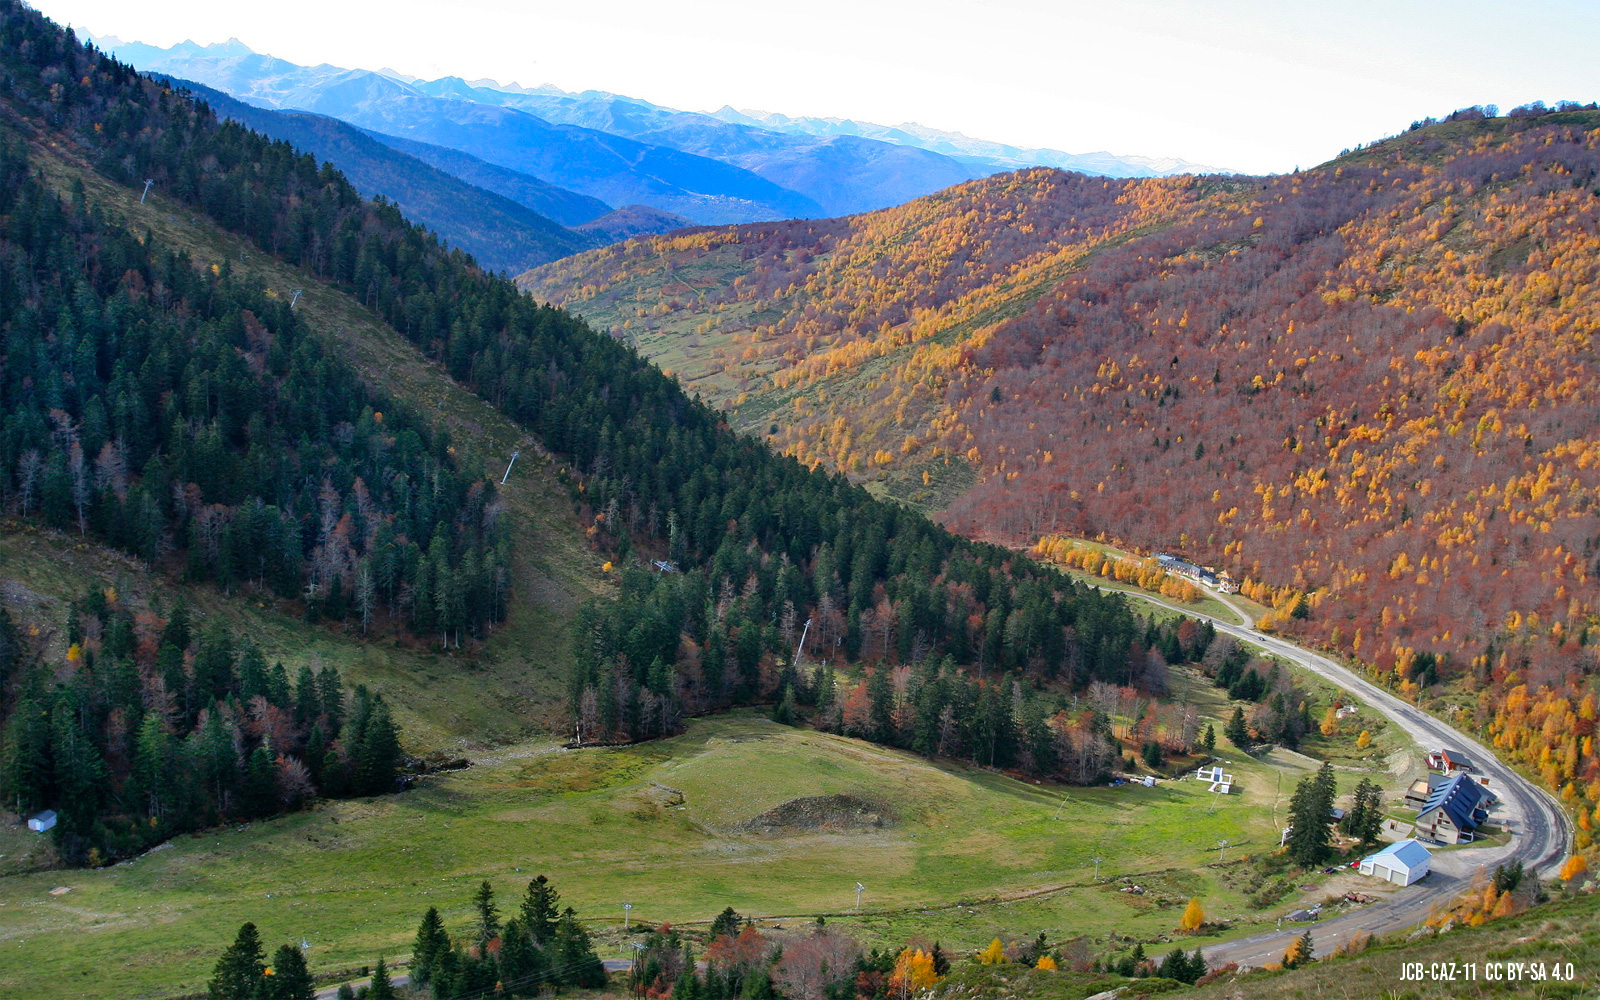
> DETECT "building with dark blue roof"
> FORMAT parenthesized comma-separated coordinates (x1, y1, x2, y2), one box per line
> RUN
(1414, 772, 1491, 844)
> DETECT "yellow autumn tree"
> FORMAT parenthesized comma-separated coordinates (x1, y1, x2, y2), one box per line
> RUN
(977, 938, 1005, 965)
(1559, 855, 1588, 882)
(1320, 707, 1339, 737)
(1491, 890, 1518, 919)
(1356, 730, 1371, 749)
(889, 948, 940, 997)
(1179, 897, 1205, 932)
(1034, 956, 1058, 971)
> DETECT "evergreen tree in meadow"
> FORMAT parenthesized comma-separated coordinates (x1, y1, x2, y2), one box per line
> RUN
(208, 923, 266, 1000)
(471, 880, 502, 951)
(520, 875, 561, 944)
(1224, 706, 1249, 747)
(264, 943, 314, 1000)
(411, 906, 450, 987)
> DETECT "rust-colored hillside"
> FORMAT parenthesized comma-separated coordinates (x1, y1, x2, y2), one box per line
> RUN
(524, 112, 1600, 723)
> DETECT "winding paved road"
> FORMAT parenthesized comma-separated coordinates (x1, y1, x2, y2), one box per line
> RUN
(1114, 587, 1570, 966)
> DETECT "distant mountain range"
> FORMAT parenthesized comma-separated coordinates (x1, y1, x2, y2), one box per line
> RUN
(89, 35, 1229, 229)
(708, 107, 1225, 178)
(159, 76, 605, 273)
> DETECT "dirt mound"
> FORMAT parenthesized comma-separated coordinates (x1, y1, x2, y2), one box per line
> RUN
(737, 794, 895, 834)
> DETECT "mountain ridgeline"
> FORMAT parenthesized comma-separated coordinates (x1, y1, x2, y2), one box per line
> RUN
(154, 76, 606, 273)
(0, 4, 1155, 859)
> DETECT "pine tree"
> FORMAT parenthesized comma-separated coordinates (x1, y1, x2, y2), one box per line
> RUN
(553, 908, 607, 987)
(709, 906, 743, 940)
(673, 945, 702, 999)
(497, 918, 545, 997)
(471, 880, 501, 950)
(208, 922, 267, 1000)
(1200, 723, 1215, 756)
(1224, 706, 1248, 747)
(1286, 772, 1333, 866)
(411, 906, 449, 986)
(264, 943, 314, 1000)
(368, 956, 396, 1000)
(520, 875, 560, 944)
(1282, 929, 1314, 968)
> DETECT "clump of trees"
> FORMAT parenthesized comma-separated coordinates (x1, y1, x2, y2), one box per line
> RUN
(0, 590, 402, 864)
(410, 876, 605, 999)
(207, 921, 324, 1000)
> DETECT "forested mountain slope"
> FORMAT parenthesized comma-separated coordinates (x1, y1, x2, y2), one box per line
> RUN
(0, 4, 1162, 863)
(526, 109, 1600, 827)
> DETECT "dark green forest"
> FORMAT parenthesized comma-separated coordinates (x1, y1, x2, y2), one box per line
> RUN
(0, 2, 1180, 862)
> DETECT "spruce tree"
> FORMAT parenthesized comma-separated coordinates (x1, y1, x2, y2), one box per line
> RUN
(553, 908, 607, 987)
(265, 943, 314, 1000)
(411, 906, 449, 986)
(709, 906, 742, 940)
(355, 697, 401, 795)
(1286, 773, 1333, 866)
(673, 945, 701, 999)
(497, 918, 545, 997)
(1200, 723, 1216, 756)
(1347, 776, 1384, 845)
(472, 880, 501, 950)
(244, 743, 278, 817)
(368, 956, 396, 1000)
(520, 875, 560, 944)
(208, 922, 266, 1000)
(1224, 706, 1249, 747)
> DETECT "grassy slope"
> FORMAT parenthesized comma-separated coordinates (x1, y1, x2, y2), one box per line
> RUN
(0, 710, 1409, 1000)
(926, 892, 1600, 1000)
(1186, 889, 1600, 999)
(7, 132, 608, 747)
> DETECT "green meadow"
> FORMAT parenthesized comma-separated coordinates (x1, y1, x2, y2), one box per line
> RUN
(0, 706, 1409, 999)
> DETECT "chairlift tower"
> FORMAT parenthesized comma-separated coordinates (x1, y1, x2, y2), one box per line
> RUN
(140, 179, 153, 203)
(854, 881, 865, 910)
(501, 450, 520, 485)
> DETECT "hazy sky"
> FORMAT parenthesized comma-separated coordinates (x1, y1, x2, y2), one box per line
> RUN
(32, 0, 1600, 173)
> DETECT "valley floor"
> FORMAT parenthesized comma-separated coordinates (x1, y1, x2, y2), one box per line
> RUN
(1, 707, 1419, 999)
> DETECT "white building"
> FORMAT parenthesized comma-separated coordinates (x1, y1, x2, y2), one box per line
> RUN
(1359, 839, 1432, 886)
(27, 810, 57, 833)
(1193, 764, 1234, 794)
